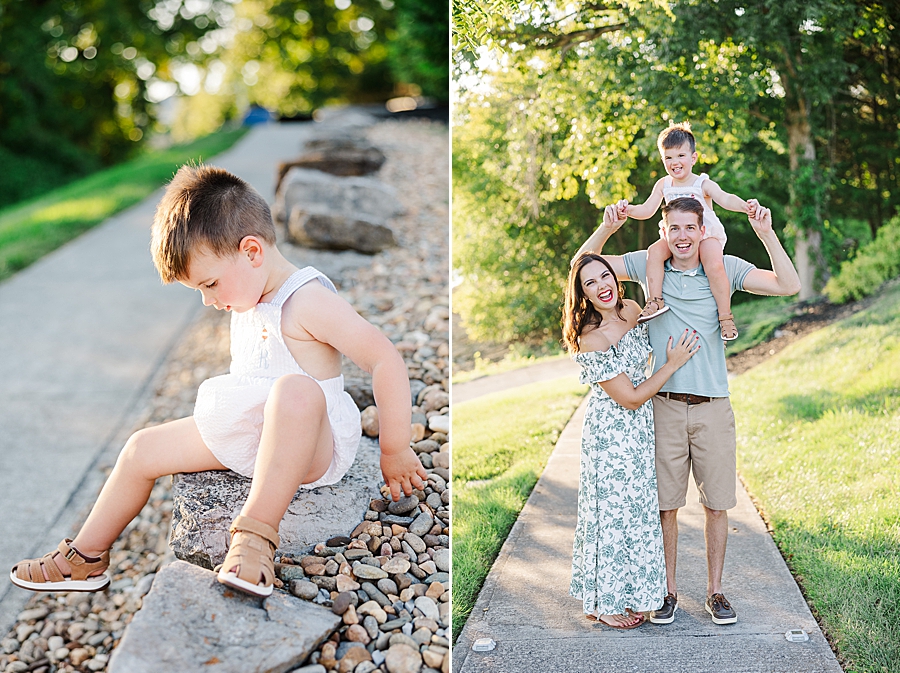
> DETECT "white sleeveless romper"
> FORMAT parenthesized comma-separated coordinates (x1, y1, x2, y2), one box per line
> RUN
(193, 267, 362, 486)
(659, 173, 727, 247)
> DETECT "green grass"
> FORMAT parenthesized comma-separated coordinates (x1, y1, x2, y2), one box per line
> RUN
(732, 282, 900, 672)
(727, 294, 800, 356)
(0, 128, 249, 281)
(452, 377, 587, 640)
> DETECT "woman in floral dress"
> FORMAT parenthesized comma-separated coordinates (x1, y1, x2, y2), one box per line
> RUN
(562, 252, 699, 629)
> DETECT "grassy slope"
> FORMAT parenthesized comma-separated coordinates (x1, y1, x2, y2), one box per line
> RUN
(728, 294, 799, 355)
(452, 376, 587, 640)
(732, 281, 900, 673)
(0, 128, 248, 281)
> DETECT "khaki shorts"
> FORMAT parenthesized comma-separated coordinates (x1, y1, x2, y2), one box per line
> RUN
(652, 395, 737, 511)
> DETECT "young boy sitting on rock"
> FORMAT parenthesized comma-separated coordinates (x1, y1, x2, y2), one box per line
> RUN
(10, 164, 427, 598)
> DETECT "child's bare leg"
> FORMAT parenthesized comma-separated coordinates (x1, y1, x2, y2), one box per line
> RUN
(240, 374, 335, 531)
(59, 418, 224, 576)
(217, 375, 333, 591)
(699, 238, 737, 340)
(639, 238, 672, 322)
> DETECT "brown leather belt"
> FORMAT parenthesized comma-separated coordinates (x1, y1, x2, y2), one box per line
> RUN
(660, 392, 713, 405)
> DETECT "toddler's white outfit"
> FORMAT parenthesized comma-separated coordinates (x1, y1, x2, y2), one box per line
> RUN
(193, 266, 362, 485)
(659, 173, 727, 247)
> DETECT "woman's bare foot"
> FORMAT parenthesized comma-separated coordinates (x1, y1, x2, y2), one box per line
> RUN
(598, 612, 644, 628)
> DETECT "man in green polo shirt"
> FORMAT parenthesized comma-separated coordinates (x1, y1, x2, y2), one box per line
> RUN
(576, 197, 800, 625)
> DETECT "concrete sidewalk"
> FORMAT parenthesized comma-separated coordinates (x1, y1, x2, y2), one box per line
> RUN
(0, 123, 314, 633)
(453, 396, 843, 673)
(453, 357, 580, 403)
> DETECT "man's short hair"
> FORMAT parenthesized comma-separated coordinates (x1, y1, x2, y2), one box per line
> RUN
(151, 164, 276, 283)
(662, 197, 704, 228)
(658, 122, 695, 153)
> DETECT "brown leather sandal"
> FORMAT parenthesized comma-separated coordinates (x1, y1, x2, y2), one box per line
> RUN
(216, 515, 279, 597)
(10, 539, 110, 592)
(718, 313, 739, 341)
(638, 297, 670, 324)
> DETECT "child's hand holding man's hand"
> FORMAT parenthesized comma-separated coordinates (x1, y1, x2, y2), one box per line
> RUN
(748, 203, 773, 236)
(603, 203, 627, 232)
(746, 198, 759, 218)
(381, 447, 428, 502)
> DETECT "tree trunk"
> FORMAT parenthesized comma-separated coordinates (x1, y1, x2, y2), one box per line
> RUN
(786, 105, 822, 302)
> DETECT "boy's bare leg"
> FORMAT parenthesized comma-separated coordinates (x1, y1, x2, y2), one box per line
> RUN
(239, 374, 335, 532)
(660, 508, 679, 595)
(699, 238, 736, 338)
(641, 238, 673, 321)
(647, 237, 672, 300)
(55, 417, 225, 577)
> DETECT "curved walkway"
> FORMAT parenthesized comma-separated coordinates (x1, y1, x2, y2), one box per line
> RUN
(452, 360, 842, 673)
(453, 357, 579, 404)
(0, 124, 314, 633)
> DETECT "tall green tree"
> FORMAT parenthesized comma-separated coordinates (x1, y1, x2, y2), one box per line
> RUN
(453, 0, 898, 341)
(0, 0, 220, 207)
(657, 0, 870, 298)
(212, 0, 397, 117)
(388, 0, 449, 101)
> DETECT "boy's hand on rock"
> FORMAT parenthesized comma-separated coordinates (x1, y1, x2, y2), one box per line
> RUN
(381, 447, 428, 501)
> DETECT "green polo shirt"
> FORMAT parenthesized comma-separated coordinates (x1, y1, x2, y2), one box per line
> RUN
(622, 251, 756, 397)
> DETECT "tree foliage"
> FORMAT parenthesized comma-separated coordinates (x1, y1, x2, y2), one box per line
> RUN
(0, 0, 223, 207)
(453, 0, 899, 342)
(1, 0, 449, 208)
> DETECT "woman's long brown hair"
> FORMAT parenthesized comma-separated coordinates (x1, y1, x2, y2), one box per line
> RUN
(562, 253, 625, 354)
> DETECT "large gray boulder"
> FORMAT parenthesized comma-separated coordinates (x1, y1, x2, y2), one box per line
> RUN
(275, 139, 386, 185)
(108, 561, 340, 673)
(169, 438, 383, 569)
(273, 167, 404, 225)
(287, 206, 396, 253)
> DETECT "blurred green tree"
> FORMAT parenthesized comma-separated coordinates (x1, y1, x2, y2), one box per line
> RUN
(1, 0, 450, 206)
(387, 0, 448, 101)
(0, 0, 220, 207)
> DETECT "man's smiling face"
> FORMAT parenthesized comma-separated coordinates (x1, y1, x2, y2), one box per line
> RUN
(663, 209, 705, 270)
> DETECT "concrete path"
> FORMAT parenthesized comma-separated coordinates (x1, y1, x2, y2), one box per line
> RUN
(0, 123, 313, 633)
(453, 384, 842, 672)
(453, 357, 579, 403)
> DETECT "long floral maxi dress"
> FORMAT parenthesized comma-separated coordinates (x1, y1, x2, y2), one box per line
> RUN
(569, 324, 666, 616)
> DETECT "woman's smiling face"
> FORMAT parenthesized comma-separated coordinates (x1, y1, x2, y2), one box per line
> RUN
(579, 259, 619, 310)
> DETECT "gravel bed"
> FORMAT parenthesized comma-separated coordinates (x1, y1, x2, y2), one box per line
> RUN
(0, 118, 449, 673)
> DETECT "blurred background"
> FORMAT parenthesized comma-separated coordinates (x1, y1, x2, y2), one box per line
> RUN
(0, 0, 448, 210)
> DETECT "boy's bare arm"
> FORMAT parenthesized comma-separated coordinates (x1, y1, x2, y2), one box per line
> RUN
(741, 206, 802, 296)
(704, 178, 751, 214)
(573, 205, 630, 280)
(624, 179, 665, 220)
(284, 285, 427, 499)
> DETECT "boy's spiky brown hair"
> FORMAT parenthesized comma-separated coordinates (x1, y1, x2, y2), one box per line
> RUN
(657, 121, 696, 153)
(150, 164, 275, 283)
